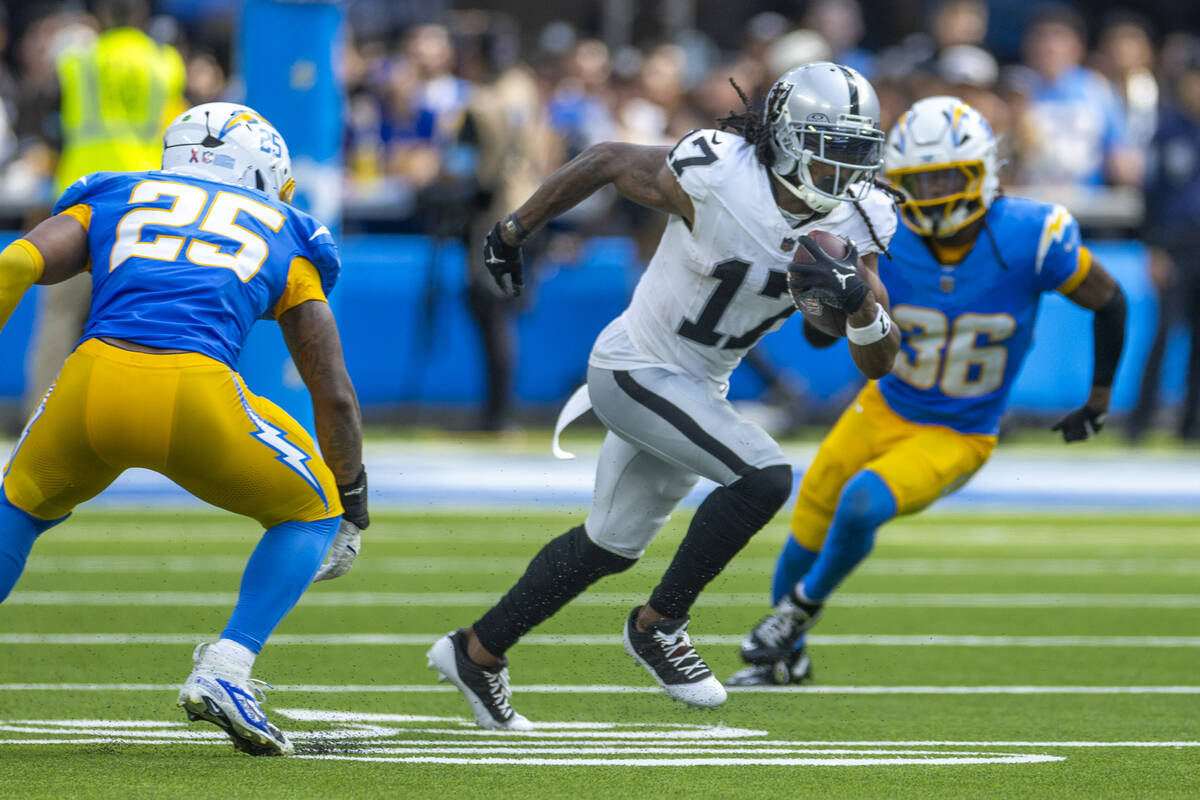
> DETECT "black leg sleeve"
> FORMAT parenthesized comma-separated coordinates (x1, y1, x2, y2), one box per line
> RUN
(648, 464, 793, 619)
(473, 525, 636, 657)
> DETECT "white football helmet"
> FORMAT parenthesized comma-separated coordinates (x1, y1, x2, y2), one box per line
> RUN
(765, 61, 885, 214)
(161, 102, 295, 204)
(884, 95, 999, 237)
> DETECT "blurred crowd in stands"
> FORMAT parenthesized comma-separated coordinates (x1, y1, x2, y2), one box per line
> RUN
(335, 0, 1190, 232)
(0, 0, 1198, 438)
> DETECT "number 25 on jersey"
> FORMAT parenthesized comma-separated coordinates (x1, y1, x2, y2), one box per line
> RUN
(110, 179, 284, 280)
(891, 305, 1016, 398)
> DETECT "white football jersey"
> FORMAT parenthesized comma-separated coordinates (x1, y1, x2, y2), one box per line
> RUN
(589, 129, 898, 385)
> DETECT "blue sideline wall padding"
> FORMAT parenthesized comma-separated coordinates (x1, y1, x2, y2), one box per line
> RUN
(0, 234, 1183, 422)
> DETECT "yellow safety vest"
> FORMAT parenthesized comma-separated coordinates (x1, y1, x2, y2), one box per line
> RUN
(55, 27, 186, 193)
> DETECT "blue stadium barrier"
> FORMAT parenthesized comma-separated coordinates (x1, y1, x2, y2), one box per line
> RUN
(0, 234, 1183, 419)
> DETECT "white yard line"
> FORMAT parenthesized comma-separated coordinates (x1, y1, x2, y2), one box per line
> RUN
(3, 633, 1200, 647)
(35, 527, 1200, 548)
(288, 754, 1064, 766)
(7, 590, 1200, 608)
(22, 555, 1200, 576)
(2, 683, 1200, 695)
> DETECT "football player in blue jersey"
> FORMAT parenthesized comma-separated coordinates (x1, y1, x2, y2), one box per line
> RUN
(728, 95, 1127, 686)
(0, 103, 368, 754)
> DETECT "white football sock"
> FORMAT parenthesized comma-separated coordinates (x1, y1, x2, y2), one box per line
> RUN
(204, 638, 256, 677)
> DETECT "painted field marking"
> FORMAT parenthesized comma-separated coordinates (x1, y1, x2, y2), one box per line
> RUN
(4, 633, 1200, 647)
(0, 712, 1070, 767)
(34, 523, 1200, 548)
(289, 754, 1064, 766)
(8, 591, 1200, 608)
(23, 555, 1200, 576)
(1, 683, 1199, 695)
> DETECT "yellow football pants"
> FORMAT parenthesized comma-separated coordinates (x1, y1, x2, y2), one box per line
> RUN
(790, 382, 996, 552)
(2, 338, 340, 527)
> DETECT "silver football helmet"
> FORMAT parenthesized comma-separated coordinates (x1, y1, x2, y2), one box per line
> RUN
(765, 62, 885, 213)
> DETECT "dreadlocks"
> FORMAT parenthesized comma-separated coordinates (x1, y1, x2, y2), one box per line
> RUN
(717, 77, 897, 257)
(717, 79, 775, 170)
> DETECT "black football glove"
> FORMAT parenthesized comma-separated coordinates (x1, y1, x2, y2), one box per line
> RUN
(483, 222, 524, 298)
(787, 235, 869, 313)
(1051, 406, 1107, 443)
(337, 467, 370, 530)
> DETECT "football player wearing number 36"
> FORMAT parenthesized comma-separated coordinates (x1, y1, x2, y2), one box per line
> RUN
(0, 103, 368, 755)
(730, 96, 1127, 687)
(428, 62, 901, 729)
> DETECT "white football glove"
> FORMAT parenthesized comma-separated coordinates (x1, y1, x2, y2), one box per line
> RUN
(313, 520, 361, 582)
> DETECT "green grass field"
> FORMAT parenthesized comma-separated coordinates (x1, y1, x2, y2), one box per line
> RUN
(2, 509, 1199, 798)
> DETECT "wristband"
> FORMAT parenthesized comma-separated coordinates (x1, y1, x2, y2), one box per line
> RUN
(502, 213, 530, 244)
(845, 303, 892, 346)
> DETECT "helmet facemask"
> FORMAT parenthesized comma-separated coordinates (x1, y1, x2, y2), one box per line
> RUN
(883, 96, 1000, 239)
(887, 160, 987, 237)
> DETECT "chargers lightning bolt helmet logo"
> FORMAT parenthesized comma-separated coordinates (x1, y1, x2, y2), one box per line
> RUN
(162, 102, 296, 204)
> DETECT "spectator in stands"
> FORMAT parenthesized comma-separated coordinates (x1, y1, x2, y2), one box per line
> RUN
(0, 8, 19, 176)
(931, 0, 989, 51)
(1008, 3, 1142, 189)
(184, 50, 228, 104)
(764, 29, 830, 87)
(804, 0, 873, 78)
(456, 20, 562, 432)
(375, 22, 471, 228)
(1127, 49, 1200, 440)
(620, 43, 692, 144)
(26, 0, 185, 415)
(547, 39, 619, 159)
(936, 45, 1014, 167)
(4, 11, 92, 218)
(875, 0, 988, 83)
(1094, 14, 1159, 154)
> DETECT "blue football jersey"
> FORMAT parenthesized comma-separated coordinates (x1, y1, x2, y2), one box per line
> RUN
(876, 196, 1088, 435)
(52, 170, 340, 367)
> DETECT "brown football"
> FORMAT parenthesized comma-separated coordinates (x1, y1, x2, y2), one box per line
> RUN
(791, 230, 850, 339)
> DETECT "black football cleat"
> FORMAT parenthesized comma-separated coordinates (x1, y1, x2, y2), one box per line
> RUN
(727, 647, 814, 686)
(739, 590, 824, 665)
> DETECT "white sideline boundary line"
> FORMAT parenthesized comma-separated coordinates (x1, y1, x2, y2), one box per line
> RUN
(8, 591, 1200, 609)
(1, 683, 1199, 695)
(5, 633, 1200, 647)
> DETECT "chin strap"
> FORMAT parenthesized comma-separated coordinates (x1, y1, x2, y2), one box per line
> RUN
(770, 168, 840, 214)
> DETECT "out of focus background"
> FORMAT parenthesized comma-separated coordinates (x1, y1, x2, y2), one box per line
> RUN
(0, 0, 1198, 443)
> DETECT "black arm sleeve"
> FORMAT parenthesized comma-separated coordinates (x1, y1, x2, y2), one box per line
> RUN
(1091, 285, 1126, 388)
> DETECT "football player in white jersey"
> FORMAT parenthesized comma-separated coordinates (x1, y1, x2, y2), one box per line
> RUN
(428, 62, 902, 729)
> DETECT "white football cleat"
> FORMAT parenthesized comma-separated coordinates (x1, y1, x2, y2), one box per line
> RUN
(622, 607, 727, 709)
(177, 643, 294, 756)
(426, 629, 533, 731)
